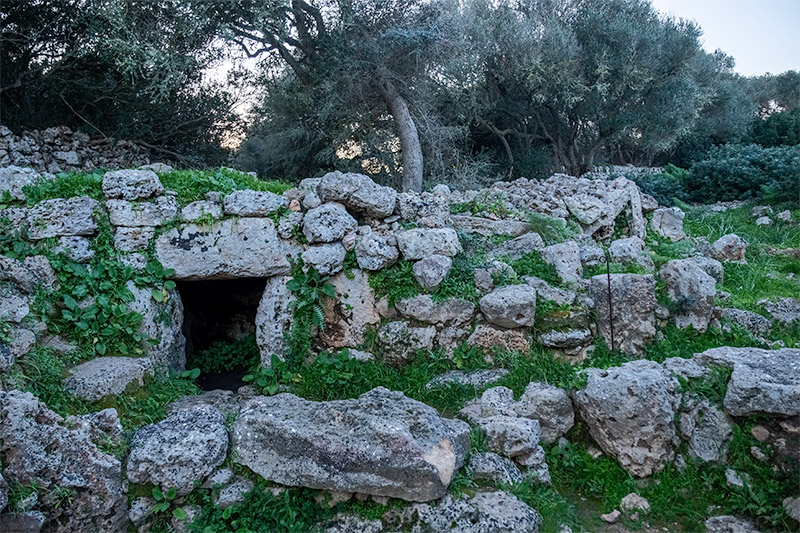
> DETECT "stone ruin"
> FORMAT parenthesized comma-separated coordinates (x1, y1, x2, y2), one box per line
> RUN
(1, 164, 798, 532)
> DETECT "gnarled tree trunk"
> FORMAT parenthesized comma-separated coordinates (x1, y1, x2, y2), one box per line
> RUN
(376, 74, 423, 192)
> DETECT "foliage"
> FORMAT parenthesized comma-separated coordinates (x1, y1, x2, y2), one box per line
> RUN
(432, 254, 481, 304)
(22, 170, 106, 204)
(150, 486, 189, 524)
(508, 483, 580, 533)
(746, 108, 800, 147)
(283, 258, 336, 366)
(524, 212, 578, 245)
(244, 354, 301, 396)
(623, 164, 690, 206)
(192, 334, 259, 375)
(677, 365, 733, 405)
(510, 251, 560, 286)
(686, 144, 800, 205)
(158, 169, 291, 207)
(368, 259, 421, 307)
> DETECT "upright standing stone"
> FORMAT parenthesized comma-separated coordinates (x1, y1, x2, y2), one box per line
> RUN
(590, 274, 656, 356)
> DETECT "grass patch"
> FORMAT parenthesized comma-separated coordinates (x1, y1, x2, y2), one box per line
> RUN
(158, 168, 292, 206)
(21, 169, 106, 204)
(510, 251, 561, 286)
(432, 254, 481, 304)
(526, 211, 579, 245)
(368, 260, 421, 307)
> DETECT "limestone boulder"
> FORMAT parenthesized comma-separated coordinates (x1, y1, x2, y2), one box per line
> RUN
(590, 274, 656, 356)
(54, 235, 94, 262)
(659, 259, 716, 332)
(102, 169, 163, 200)
(156, 218, 296, 279)
(231, 388, 470, 502)
(468, 453, 523, 485)
(223, 189, 288, 216)
(26, 196, 99, 239)
(354, 232, 399, 271)
(256, 276, 295, 364)
(515, 382, 575, 444)
(317, 171, 397, 219)
(126, 281, 185, 369)
(127, 404, 228, 495)
(106, 196, 179, 227)
(413, 254, 452, 290)
(451, 215, 531, 237)
(113, 226, 154, 252)
(402, 491, 542, 533)
(0, 165, 46, 200)
(467, 324, 530, 355)
(181, 200, 223, 221)
(679, 396, 733, 463)
(688, 255, 724, 284)
(488, 232, 545, 261)
(302, 203, 357, 243)
(396, 228, 461, 260)
(63, 356, 153, 401)
(540, 241, 582, 283)
(302, 243, 346, 275)
(377, 321, 436, 366)
(694, 346, 800, 417)
(573, 360, 681, 477)
(320, 270, 380, 349)
(396, 295, 475, 327)
(480, 285, 537, 329)
(710, 233, 747, 263)
(0, 391, 127, 532)
(609, 236, 654, 270)
(720, 308, 771, 336)
(650, 207, 686, 242)
(759, 297, 800, 326)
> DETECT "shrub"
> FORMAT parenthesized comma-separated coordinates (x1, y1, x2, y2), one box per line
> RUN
(625, 163, 690, 206)
(686, 144, 800, 206)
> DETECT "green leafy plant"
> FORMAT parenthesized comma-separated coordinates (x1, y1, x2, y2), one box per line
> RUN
(151, 486, 189, 522)
(243, 354, 299, 395)
(510, 251, 560, 286)
(192, 334, 259, 375)
(283, 258, 336, 365)
(368, 259, 421, 306)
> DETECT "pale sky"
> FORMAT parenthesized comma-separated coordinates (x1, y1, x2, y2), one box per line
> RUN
(650, 0, 800, 76)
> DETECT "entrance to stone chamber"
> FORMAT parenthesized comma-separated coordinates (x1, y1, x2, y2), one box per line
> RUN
(175, 278, 265, 392)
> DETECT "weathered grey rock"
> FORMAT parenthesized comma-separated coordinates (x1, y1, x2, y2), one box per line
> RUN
(659, 259, 716, 332)
(0, 390, 127, 532)
(523, 276, 576, 306)
(467, 324, 530, 355)
(396, 295, 475, 327)
(139, 162, 173, 173)
(181, 200, 223, 221)
(0, 511, 47, 533)
(710, 234, 747, 263)
(102, 169, 163, 200)
(223, 189, 288, 216)
(397, 191, 451, 221)
(302, 202, 357, 243)
(54, 236, 94, 262)
(679, 396, 733, 463)
(396, 228, 461, 260)
(689, 255, 724, 284)
(168, 389, 241, 420)
(573, 360, 680, 477)
(721, 308, 771, 336)
(469, 452, 523, 485)
(755, 216, 772, 226)
(759, 297, 800, 325)
(579, 241, 606, 266)
(302, 243, 346, 275)
(515, 382, 575, 444)
(354, 232, 399, 270)
(425, 369, 509, 390)
(488, 232, 545, 261)
(256, 276, 295, 363)
(650, 207, 687, 242)
(481, 415, 542, 458)
(63, 356, 153, 401)
(451, 215, 531, 237)
(609, 236, 654, 270)
(303, 191, 322, 210)
(784, 497, 800, 522)
(127, 404, 228, 495)
(5, 327, 35, 363)
(212, 477, 255, 509)
(479, 285, 537, 329)
(704, 515, 761, 533)
(231, 388, 470, 502)
(540, 241, 582, 283)
(26, 196, 99, 239)
(694, 346, 800, 417)
(777, 210, 793, 223)
(0, 287, 29, 323)
(320, 270, 380, 349)
(413, 254, 452, 290)
(324, 513, 383, 533)
(662, 357, 710, 380)
(590, 274, 656, 356)
(460, 387, 517, 423)
(106, 195, 179, 227)
(317, 171, 397, 218)
(129, 497, 154, 527)
(113, 226, 154, 252)
(0, 206, 30, 232)
(538, 328, 592, 350)
(0, 343, 14, 371)
(402, 491, 542, 533)
(126, 281, 185, 369)
(377, 321, 436, 366)
(620, 493, 650, 514)
(0, 254, 54, 293)
(0, 165, 45, 200)
(156, 218, 295, 279)
(277, 211, 303, 239)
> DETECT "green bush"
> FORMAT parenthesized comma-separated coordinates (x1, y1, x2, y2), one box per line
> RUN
(686, 144, 800, 205)
(625, 164, 689, 206)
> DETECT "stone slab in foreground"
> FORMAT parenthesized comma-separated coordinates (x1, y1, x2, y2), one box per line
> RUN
(231, 387, 470, 502)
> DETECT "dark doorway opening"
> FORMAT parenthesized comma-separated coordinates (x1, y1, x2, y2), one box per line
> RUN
(176, 278, 265, 391)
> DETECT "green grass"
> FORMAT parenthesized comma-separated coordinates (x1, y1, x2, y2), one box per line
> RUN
(510, 251, 561, 286)
(158, 168, 292, 206)
(368, 259, 421, 307)
(526, 211, 579, 245)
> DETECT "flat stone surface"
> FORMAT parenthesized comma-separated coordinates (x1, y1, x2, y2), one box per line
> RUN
(102, 169, 163, 200)
(155, 218, 296, 279)
(223, 189, 288, 216)
(26, 196, 99, 239)
(106, 196, 179, 227)
(396, 228, 461, 260)
(451, 215, 531, 237)
(231, 388, 469, 502)
(479, 285, 537, 329)
(63, 357, 153, 401)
